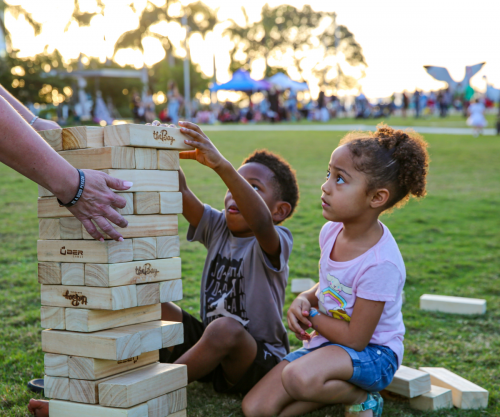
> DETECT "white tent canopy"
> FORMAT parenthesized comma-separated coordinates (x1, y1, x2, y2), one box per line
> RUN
(268, 73, 309, 91)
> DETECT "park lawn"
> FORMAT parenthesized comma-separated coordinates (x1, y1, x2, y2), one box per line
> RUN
(1, 129, 499, 417)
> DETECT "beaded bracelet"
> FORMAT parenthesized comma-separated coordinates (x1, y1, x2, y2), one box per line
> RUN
(57, 169, 85, 207)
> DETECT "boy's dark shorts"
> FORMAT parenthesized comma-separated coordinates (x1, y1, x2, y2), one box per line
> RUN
(159, 309, 281, 395)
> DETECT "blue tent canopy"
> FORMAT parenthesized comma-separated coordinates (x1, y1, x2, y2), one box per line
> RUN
(210, 69, 270, 92)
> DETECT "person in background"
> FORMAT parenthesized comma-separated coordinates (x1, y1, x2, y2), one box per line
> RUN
(167, 81, 183, 125)
(413, 89, 421, 118)
(467, 98, 487, 137)
(402, 91, 409, 118)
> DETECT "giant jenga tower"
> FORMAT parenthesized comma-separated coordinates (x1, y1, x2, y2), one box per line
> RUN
(37, 124, 190, 417)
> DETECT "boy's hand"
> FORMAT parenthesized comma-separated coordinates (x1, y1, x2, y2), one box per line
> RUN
(178, 121, 227, 171)
(287, 295, 313, 338)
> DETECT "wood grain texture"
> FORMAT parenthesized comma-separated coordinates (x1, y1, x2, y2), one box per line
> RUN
(101, 170, 178, 193)
(168, 411, 186, 417)
(156, 236, 180, 259)
(65, 304, 161, 333)
(420, 294, 486, 315)
(62, 126, 104, 150)
(386, 365, 431, 398)
(116, 193, 134, 215)
(133, 238, 156, 261)
(157, 150, 180, 170)
(159, 192, 182, 214)
(39, 219, 60, 239)
(134, 193, 160, 215)
(38, 262, 62, 284)
(60, 217, 83, 239)
(41, 306, 65, 329)
(44, 375, 69, 400)
(159, 280, 183, 303)
(58, 147, 135, 169)
(45, 354, 69, 377)
(70, 378, 100, 404)
(410, 385, 453, 411)
(160, 321, 183, 349)
(137, 284, 160, 306)
(135, 148, 158, 169)
(49, 399, 148, 417)
(61, 263, 85, 285)
(104, 124, 192, 150)
(85, 258, 182, 287)
(109, 321, 183, 352)
(38, 239, 133, 263)
(146, 388, 186, 417)
(38, 197, 73, 218)
(39, 129, 63, 151)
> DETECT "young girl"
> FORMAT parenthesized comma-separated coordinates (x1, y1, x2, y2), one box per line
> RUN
(242, 125, 429, 417)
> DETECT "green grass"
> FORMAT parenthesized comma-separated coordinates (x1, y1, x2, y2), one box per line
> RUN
(1, 129, 499, 416)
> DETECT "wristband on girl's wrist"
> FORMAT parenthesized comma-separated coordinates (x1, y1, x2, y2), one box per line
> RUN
(309, 308, 320, 318)
(57, 169, 85, 207)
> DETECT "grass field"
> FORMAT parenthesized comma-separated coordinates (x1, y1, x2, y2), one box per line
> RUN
(1, 127, 499, 416)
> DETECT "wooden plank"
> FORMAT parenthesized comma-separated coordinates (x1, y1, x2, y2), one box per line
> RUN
(49, 399, 148, 417)
(168, 411, 186, 417)
(41, 284, 137, 310)
(160, 321, 183, 349)
(38, 262, 62, 284)
(60, 217, 83, 239)
(156, 236, 180, 259)
(134, 193, 160, 215)
(410, 385, 453, 411)
(111, 321, 183, 351)
(39, 219, 60, 239)
(137, 284, 160, 306)
(159, 192, 182, 214)
(104, 124, 192, 150)
(58, 147, 135, 169)
(38, 239, 133, 263)
(61, 263, 85, 285)
(420, 367, 489, 409)
(157, 150, 180, 170)
(41, 306, 65, 329)
(39, 128, 63, 151)
(386, 365, 431, 398)
(85, 258, 182, 287)
(147, 388, 186, 417)
(69, 351, 159, 381)
(135, 148, 158, 170)
(420, 294, 486, 315)
(291, 278, 316, 294)
(101, 170, 178, 193)
(159, 280, 183, 303)
(133, 238, 156, 261)
(117, 193, 134, 215)
(82, 215, 178, 240)
(38, 197, 73, 218)
(45, 353, 68, 377)
(99, 363, 188, 408)
(44, 375, 69, 400)
(62, 126, 104, 150)
(65, 304, 161, 333)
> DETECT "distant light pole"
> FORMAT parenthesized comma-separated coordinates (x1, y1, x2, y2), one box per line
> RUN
(182, 15, 191, 120)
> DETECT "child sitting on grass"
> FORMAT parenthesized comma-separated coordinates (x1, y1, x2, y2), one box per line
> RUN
(242, 125, 429, 417)
(160, 121, 299, 394)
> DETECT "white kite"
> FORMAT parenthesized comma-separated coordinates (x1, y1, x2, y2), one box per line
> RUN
(424, 63, 485, 93)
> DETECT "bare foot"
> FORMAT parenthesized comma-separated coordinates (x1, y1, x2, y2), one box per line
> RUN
(28, 399, 49, 417)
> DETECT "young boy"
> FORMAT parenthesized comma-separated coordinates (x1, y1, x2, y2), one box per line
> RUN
(160, 121, 299, 394)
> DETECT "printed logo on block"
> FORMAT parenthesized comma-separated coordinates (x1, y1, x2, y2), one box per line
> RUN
(63, 290, 88, 306)
(153, 130, 175, 145)
(135, 263, 160, 281)
(60, 246, 83, 258)
(117, 356, 139, 365)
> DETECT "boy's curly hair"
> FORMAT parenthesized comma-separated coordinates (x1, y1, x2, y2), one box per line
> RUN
(339, 124, 429, 210)
(243, 150, 299, 221)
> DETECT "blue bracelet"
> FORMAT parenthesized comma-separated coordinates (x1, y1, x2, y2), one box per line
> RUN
(309, 308, 320, 318)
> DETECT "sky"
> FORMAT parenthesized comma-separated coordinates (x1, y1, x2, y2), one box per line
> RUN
(3, 0, 500, 98)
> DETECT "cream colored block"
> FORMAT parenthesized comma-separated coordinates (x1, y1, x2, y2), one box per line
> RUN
(38, 262, 62, 284)
(44, 375, 69, 400)
(147, 388, 186, 417)
(41, 306, 65, 329)
(38, 197, 73, 217)
(61, 263, 85, 285)
(60, 217, 83, 239)
(410, 385, 453, 411)
(104, 124, 192, 150)
(135, 148, 158, 169)
(39, 219, 60, 240)
(291, 278, 316, 294)
(420, 294, 486, 315)
(44, 353, 68, 377)
(159, 192, 182, 214)
(137, 283, 160, 306)
(134, 193, 160, 215)
(157, 150, 180, 170)
(133, 238, 157, 261)
(159, 280, 183, 303)
(39, 129, 63, 151)
(49, 399, 148, 417)
(156, 236, 180, 259)
(58, 147, 135, 169)
(386, 365, 431, 398)
(62, 126, 104, 150)
(101, 170, 178, 193)
(116, 193, 134, 215)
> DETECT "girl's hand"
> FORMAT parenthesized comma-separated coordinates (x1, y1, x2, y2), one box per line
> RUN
(287, 295, 313, 337)
(178, 121, 227, 171)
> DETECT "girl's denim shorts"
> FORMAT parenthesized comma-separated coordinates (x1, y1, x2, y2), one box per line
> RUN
(283, 342, 398, 392)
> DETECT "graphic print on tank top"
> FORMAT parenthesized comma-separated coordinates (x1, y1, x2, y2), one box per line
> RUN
(204, 254, 249, 327)
(318, 274, 353, 322)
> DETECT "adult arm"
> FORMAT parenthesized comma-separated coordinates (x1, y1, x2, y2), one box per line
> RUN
(0, 97, 131, 241)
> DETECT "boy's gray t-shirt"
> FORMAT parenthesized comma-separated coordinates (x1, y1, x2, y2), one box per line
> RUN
(187, 204, 292, 360)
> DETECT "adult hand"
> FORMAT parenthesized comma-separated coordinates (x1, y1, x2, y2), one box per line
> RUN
(32, 118, 61, 132)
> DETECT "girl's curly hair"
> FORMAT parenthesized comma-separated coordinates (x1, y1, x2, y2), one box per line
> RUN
(339, 124, 429, 209)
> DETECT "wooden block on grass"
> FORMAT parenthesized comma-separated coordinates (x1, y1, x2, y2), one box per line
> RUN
(133, 238, 156, 261)
(62, 126, 104, 150)
(147, 388, 187, 417)
(102, 170, 178, 193)
(38, 239, 133, 263)
(291, 278, 316, 294)
(160, 280, 183, 303)
(61, 263, 85, 285)
(58, 147, 135, 169)
(104, 124, 192, 150)
(39, 128, 63, 151)
(159, 192, 182, 214)
(135, 148, 158, 169)
(117, 193, 134, 215)
(99, 362, 188, 408)
(156, 236, 180, 259)
(134, 193, 160, 214)
(44, 375, 69, 400)
(137, 284, 160, 306)
(44, 353, 68, 377)
(41, 306, 65, 329)
(66, 304, 161, 333)
(157, 150, 180, 170)
(69, 351, 159, 381)
(38, 197, 73, 218)
(386, 365, 431, 398)
(38, 262, 62, 284)
(420, 367, 488, 409)
(49, 399, 148, 417)
(169, 411, 186, 417)
(410, 385, 453, 411)
(420, 294, 486, 315)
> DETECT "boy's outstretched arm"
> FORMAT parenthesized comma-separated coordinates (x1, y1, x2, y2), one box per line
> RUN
(179, 121, 281, 261)
(178, 167, 204, 228)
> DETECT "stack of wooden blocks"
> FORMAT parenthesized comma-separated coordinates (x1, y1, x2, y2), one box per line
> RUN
(37, 124, 191, 417)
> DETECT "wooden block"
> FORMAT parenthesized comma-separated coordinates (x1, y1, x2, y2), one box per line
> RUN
(159, 280, 183, 303)
(133, 238, 156, 261)
(44, 375, 69, 400)
(39, 128, 63, 151)
(147, 388, 186, 417)
(38, 239, 133, 263)
(160, 321, 183, 348)
(111, 321, 182, 352)
(49, 399, 148, 417)
(85, 258, 182, 287)
(39, 219, 60, 239)
(291, 278, 316, 294)
(82, 215, 178, 240)
(420, 367, 489, 409)
(137, 284, 160, 306)
(60, 217, 83, 239)
(156, 236, 180, 259)
(410, 385, 453, 411)
(157, 150, 180, 170)
(70, 378, 100, 404)
(420, 294, 486, 315)
(99, 362, 188, 408)
(69, 351, 159, 381)
(61, 263, 85, 285)
(38, 185, 53, 197)
(134, 193, 160, 215)
(41, 306, 65, 329)
(41, 284, 137, 310)
(66, 304, 161, 333)
(44, 353, 68, 377)
(38, 262, 62, 284)
(168, 411, 186, 417)
(386, 365, 431, 398)
(159, 192, 182, 214)
(102, 170, 178, 193)
(58, 147, 135, 169)
(117, 193, 134, 215)
(62, 126, 104, 150)
(38, 197, 73, 218)
(104, 124, 192, 150)
(135, 148, 158, 169)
